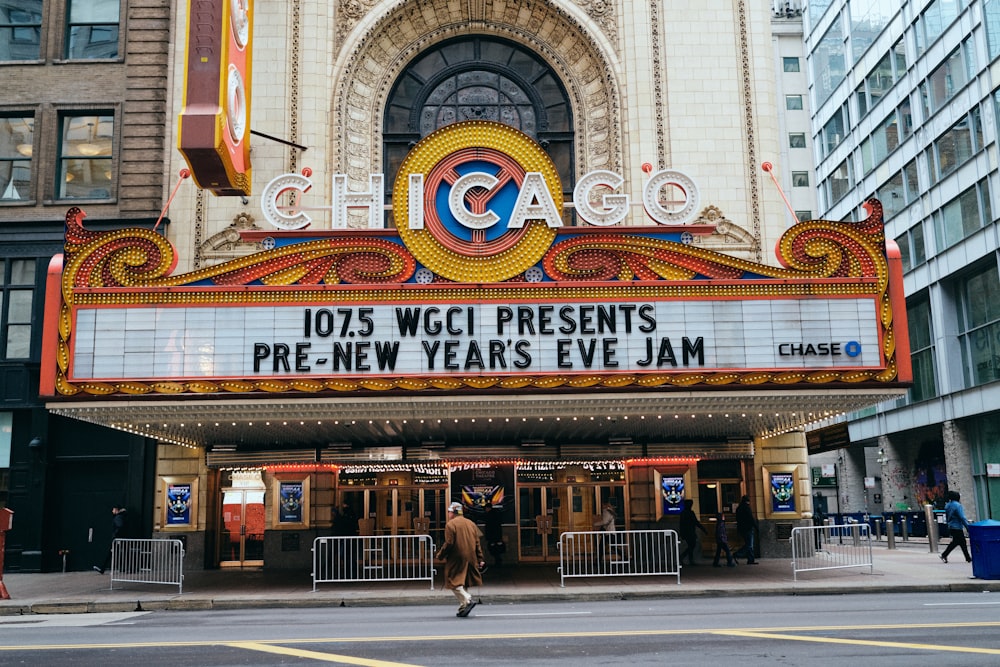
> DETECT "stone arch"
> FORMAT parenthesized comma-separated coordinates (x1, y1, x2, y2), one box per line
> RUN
(332, 0, 623, 188)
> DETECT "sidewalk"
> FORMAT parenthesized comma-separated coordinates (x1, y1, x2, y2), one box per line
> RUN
(2, 542, 997, 616)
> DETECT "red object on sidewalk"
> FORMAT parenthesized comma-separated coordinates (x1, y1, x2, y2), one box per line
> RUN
(0, 507, 13, 599)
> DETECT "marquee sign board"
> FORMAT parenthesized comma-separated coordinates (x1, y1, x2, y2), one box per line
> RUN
(41, 121, 911, 398)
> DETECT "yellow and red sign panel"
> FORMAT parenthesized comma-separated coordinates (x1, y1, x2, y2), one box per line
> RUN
(177, 0, 253, 196)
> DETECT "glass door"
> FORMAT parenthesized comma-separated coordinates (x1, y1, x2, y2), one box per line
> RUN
(518, 486, 562, 561)
(220, 488, 265, 567)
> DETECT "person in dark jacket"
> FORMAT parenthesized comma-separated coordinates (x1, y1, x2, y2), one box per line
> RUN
(734, 495, 759, 564)
(939, 490, 972, 564)
(93, 505, 128, 574)
(679, 499, 708, 566)
(712, 512, 737, 568)
(483, 501, 505, 568)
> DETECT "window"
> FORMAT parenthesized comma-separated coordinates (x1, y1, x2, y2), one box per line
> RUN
(957, 263, 1000, 387)
(860, 111, 902, 175)
(791, 172, 809, 187)
(896, 222, 927, 272)
(0, 115, 33, 201)
(849, 0, 898, 63)
(878, 172, 904, 219)
(783, 57, 800, 72)
(785, 95, 803, 110)
(811, 17, 846, 106)
(0, 0, 42, 61)
(825, 158, 853, 205)
(928, 108, 982, 183)
(907, 297, 937, 401)
(57, 113, 114, 199)
(0, 259, 36, 359)
(902, 158, 919, 202)
(66, 0, 120, 59)
(988, 0, 1000, 61)
(916, 0, 965, 56)
(795, 210, 812, 222)
(920, 41, 975, 118)
(933, 179, 991, 250)
(788, 133, 806, 148)
(821, 105, 848, 157)
(384, 37, 575, 224)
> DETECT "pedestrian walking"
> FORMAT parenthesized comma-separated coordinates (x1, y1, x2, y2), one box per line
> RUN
(712, 512, 736, 568)
(483, 501, 505, 568)
(436, 502, 485, 617)
(734, 495, 758, 564)
(679, 499, 707, 566)
(93, 505, 128, 574)
(939, 490, 972, 564)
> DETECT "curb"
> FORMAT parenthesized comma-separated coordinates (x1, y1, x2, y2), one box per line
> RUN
(5, 580, 1000, 616)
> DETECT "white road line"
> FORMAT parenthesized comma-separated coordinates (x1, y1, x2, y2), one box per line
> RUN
(0, 612, 150, 627)
(477, 611, 593, 617)
(922, 601, 1000, 606)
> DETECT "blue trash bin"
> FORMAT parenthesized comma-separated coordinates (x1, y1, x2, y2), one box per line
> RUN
(967, 519, 1000, 580)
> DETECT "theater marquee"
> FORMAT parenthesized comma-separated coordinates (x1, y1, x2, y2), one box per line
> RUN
(41, 121, 910, 398)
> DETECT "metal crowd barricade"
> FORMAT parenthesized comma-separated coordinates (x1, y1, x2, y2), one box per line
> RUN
(790, 523, 873, 581)
(557, 529, 681, 587)
(312, 534, 436, 591)
(109, 538, 184, 593)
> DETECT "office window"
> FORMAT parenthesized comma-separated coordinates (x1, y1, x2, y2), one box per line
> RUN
(0, 0, 42, 60)
(811, 17, 846, 106)
(783, 57, 800, 72)
(933, 179, 991, 250)
(907, 297, 937, 401)
(916, 0, 965, 56)
(0, 115, 33, 201)
(57, 113, 114, 199)
(902, 158, 919, 203)
(988, 0, 1000, 61)
(878, 172, 904, 219)
(795, 210, 812, 222)
(957, 263, 1000, 387)
(821, 105, 848, 157)
(0, 259, 36, 359)
(785, 95, 803, 110)
(788, 133, 806, 148)
(860, 111, 902, 175)
(791, 172, 809, 187)
(929, 108, 982, 182)
(66, 0, 119, 59)
(920, 41, 975, 117)
(826, 158, 853, 205)
(850, 0, 897, 63)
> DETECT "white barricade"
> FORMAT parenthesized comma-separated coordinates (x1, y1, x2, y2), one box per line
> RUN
(790, 523, 873, 581)
(312, 535, 436, 591)
(110, 538, 184, 593)
(557, 529, 681, 587)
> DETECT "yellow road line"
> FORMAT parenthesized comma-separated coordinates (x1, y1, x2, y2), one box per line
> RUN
(3, 621, 1000, 651)
(718, 630, 1000, 656)
(227, 641, 422, 666)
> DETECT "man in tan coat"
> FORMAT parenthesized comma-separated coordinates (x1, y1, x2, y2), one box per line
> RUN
(436, 501, 484, 617)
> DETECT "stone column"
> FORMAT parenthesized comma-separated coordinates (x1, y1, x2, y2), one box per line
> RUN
(755, 431, 810, 558)
(943, 420, 977, 521)
(876, 434, 913, 511)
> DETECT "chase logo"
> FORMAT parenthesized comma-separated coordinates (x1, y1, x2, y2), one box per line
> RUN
(777, 341, 861, 357)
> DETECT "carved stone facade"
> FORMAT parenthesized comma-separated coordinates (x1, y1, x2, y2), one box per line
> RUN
(331, 0, 625, 187)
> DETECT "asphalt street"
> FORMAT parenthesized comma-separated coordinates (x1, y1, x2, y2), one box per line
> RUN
(2, 592, 999, 666)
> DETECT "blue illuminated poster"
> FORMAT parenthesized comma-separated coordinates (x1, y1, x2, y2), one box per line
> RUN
(770, 473, 795, 513)
(166, 483, 192, 525)
(661, 476, 684, 515)
(279, 482, 304, 523)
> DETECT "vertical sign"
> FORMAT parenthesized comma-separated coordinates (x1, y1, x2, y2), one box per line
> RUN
(178, 0, 254, 195)
(770, 472, 796, 513)
(166, 483, 192, 526)
(661, 475, 685, 515)
(278, 481, 303, 523)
